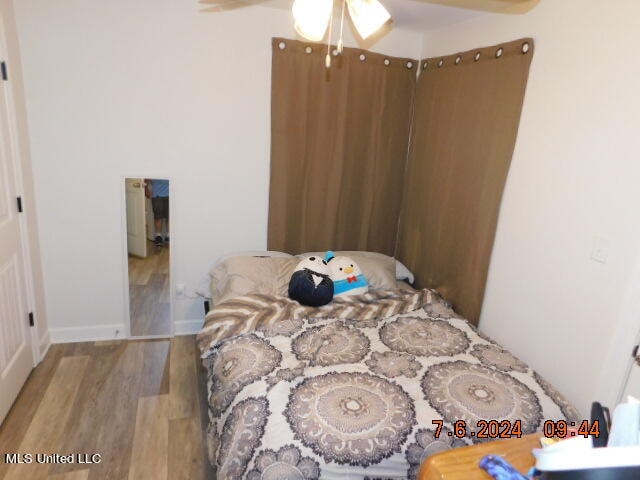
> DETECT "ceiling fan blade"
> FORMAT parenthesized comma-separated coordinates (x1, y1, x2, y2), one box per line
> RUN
(417, 0, 540, 14)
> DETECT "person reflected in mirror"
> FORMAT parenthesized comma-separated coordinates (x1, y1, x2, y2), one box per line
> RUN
(145, 179, 169, 247)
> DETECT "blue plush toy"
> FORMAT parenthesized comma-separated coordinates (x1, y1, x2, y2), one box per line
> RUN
(325, 251, 369, 297)
(288, 256, 334, 307)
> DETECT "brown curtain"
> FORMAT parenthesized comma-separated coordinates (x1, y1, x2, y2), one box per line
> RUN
(397, 38, 534, 325)
(268, 38, 416, 255)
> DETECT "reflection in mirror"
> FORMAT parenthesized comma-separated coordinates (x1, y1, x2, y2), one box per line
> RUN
(125, 178, 171, 337)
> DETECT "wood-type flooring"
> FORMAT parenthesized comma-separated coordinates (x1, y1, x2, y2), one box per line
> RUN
(0, 336, 213, 480)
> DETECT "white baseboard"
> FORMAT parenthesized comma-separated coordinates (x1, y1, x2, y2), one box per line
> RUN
(49, 324, 127, 344)
(174, 319, 204, 336)
(39, 331, 51, 361)
(48, 319, 202, 344)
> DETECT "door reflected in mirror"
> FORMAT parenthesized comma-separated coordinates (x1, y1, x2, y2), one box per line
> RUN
(125, 177, 171, 337)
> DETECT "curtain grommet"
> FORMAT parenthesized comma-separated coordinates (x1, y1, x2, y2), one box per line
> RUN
(384, 58, 390, 66)
(278, 41, 286, 50)
(406, 61, 413, 69)
(359, 53, 366, 61)
(437, 59, 444, 67)
(305, 46, 312, 54)
(474, 52, 481, 62)
(495, 47, 503, 58)
(521, 42, 530, 54)
(455, 56, 462, 65)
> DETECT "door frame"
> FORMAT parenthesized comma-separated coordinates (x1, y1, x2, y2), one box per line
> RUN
(0, 10, 39, 366)
(597, 249, 640, 406)
(124, 178, 148, 259)
(619, 330, 640, 399)
(120, 174, 174, 340)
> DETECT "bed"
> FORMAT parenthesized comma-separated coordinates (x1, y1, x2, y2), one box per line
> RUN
(196, 252, 579, 480)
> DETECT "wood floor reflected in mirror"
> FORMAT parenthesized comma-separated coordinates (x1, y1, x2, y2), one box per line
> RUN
(128, 241, 170, 336)
(125, 177, 171, 337)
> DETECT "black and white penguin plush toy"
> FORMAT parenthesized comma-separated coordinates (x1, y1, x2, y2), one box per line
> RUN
(288, 256, 334, 307)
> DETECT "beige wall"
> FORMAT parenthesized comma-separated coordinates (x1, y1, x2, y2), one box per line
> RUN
(0, 0, 49, 357)
(422, 0, 640, 414)
(12, 0, 422, 341)
(15, 0, 637, 414)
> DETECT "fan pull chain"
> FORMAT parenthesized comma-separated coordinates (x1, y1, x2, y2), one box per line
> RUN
(337, 0, 346, 54)
(325, 7, 334, 68)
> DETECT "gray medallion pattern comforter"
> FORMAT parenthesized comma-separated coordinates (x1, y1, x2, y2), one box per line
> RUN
(196, 289, 579, 480)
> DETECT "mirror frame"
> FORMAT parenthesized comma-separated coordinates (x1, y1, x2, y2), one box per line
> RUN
(120, 174, 174, 339)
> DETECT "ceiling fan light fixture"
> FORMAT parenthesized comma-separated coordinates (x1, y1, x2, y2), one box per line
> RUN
(346, 0, 391, 40)
(292, 0, 333, 42)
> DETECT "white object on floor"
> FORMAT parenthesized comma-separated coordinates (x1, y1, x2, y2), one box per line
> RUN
(534, 436, 640, 471)
(608, 395, 640, 447)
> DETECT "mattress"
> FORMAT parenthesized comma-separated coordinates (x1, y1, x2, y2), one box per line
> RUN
(196, 288, 579, 479)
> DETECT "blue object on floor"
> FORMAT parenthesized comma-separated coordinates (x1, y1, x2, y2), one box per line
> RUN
(479, 455, 530, 480)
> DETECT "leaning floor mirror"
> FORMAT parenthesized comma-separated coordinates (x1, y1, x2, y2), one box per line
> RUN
(124, 177, 171, 337)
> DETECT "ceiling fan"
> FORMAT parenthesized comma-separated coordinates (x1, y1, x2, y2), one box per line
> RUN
(199, 0, 537, 66)
(199, 0, 537, 18)
(200, 0, 391, 41)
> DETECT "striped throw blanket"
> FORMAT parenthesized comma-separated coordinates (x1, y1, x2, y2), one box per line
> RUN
(197, 288, 432, 358)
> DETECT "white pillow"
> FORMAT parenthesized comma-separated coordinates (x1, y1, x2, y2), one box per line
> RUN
(196, 251, 416, 299)
(395, 259, 415, 284)
(195, 251, 294, 299)
(209, 256, 299, 305)
(296, 251, 415, 287)
(214, 250, 293, 263)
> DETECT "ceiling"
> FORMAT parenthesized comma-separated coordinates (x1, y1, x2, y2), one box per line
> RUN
(257, 0, 532, 32)
(357, 0, 485, 32)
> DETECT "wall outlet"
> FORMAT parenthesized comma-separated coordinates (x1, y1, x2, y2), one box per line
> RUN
(591, 236, 610, 264)
(175, 283, 186, 297)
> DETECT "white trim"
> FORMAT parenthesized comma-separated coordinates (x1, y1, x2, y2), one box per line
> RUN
(174, 319, 204, 336)
(49, 324, 126, 344)
(0, 10, 38, 366)
(120, 174, 174, 340)
(38, 330, 50, 359)
(120, 177, 132, 339)
(129, 334, 171, 340)
(597, 248, 640, 406)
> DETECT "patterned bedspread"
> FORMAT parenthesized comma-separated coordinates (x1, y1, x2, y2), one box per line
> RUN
(197, 289, 579, 480)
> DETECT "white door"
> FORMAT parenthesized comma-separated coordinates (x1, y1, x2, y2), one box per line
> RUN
(125, 178, 147, 258)
(145, 195, 154, 241)
(0, 38, 34, 424)
(622, 342, 640, 399)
